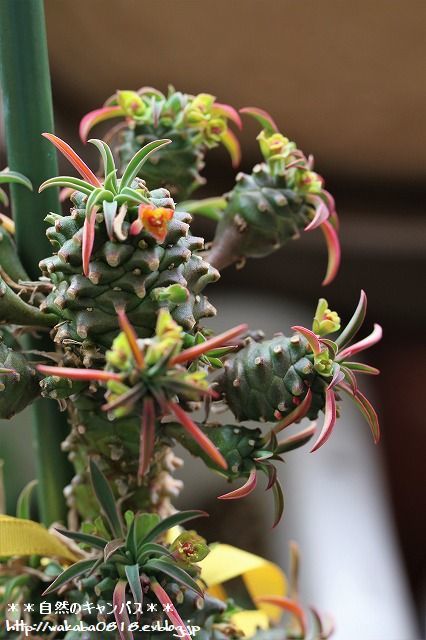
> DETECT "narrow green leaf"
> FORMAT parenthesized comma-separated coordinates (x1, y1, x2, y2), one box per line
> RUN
(239, 107, 279, 133)
(338, 382, 380, 444)
(55, 528, 108, 550)
(0, 169, 32, 191)
(42, 559, 97, 595)
(335, 290, 367, 349)
(344, 362, 380, 375)
(143, 510, 208, 544)
(15, 479, 38, 519)
(144, 558, 203, 596)
(275, 425, 316, 454)
(319, 338, 338, 357)
(104, 169, 118, 194)
(39, 176, 95, 196)
(272, 479, 285, 528)
(120, 139, 171, 191)
(116, 186, 149, 204)
(137, 542, 174, 564)
(88, 139, 117, 190)
(89, 459, 123, 538)
(125, 564, 143, 605)
(85, 187, 113, 219)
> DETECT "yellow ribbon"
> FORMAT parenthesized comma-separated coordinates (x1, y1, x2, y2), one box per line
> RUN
(199, 543, 287, 636)
(0, 515, 77, 562)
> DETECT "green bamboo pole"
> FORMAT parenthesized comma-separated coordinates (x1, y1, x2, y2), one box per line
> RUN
(0, 0, 72, 525)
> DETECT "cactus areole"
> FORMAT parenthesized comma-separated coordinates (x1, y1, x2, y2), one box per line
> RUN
(0, 59, 379, 639)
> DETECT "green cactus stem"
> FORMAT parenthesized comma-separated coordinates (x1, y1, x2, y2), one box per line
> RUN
(0, 338, 40, 419)
(79, 88, 242, 200)
(208, 109, 340, 286)
(0, 277, 56, 327)
(216, 292, 382, 452)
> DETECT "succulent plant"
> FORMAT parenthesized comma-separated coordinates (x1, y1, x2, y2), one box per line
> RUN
(0, 46, 382, 637)
(217, 291, 381, 452)
(79, 87, 242, 200)
(37, 134, 219, 352)
(207, 109, 340, 284)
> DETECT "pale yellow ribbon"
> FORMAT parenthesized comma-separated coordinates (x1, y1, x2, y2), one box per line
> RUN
(0, 514, 77, 562)
(199, 543, 287, 636)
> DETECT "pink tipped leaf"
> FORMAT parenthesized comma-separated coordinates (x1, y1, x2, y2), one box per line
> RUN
(319, 338, 338, 357)
(256, 596, 307, 635)
(117, 309, 145, 368)
(139, 398, 156, 478)
(213, 102, 242, 129)
(79, 106, 125, 143)
(321, 189, 339, 230)
(344, 362, 380, 375)
(264, 464, 277, 490)
(171, 324, 248, 365)
(218, 468, 257, 500)
(320, 220, 341, 286)
(338, 381, 380, 444)
(240, 107, 279, 133)
(167, 401, 227, 470)
(113, 580, 133, 640)
(321, 189, 336, 215)
(37, 364, 122, 382)
(304, 195, 330, 231)
(82, 212, 96, 277)
(310, 388, 337, 452)
(151, 581, 192, 640)
(327, 364, 345, 390)
(335, 290, 367, 349)
(291, 326, 321, 356)
(42, 133, 101, 187)
(275, 423, 317, 454)
(337, 324, 382, 361)
(220, 129, 241, 167)
(340, 365, 358, 395)
(272, 389, 312, 434)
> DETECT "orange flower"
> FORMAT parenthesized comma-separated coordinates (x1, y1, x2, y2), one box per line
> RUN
(130, 204, 174, 243)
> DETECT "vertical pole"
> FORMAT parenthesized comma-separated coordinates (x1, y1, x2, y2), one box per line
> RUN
(0, 0, 72, 524)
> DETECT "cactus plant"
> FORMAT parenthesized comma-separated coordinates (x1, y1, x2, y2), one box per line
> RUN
(79, 88, 242, 201)
(0, 7, 383, 638)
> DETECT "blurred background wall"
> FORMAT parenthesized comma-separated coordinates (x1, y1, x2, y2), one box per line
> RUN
(1, 0, 425, 637)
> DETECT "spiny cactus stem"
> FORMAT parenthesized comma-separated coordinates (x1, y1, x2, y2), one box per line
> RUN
(0, 0, 72, 525)
(0, 279, 56, 327)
